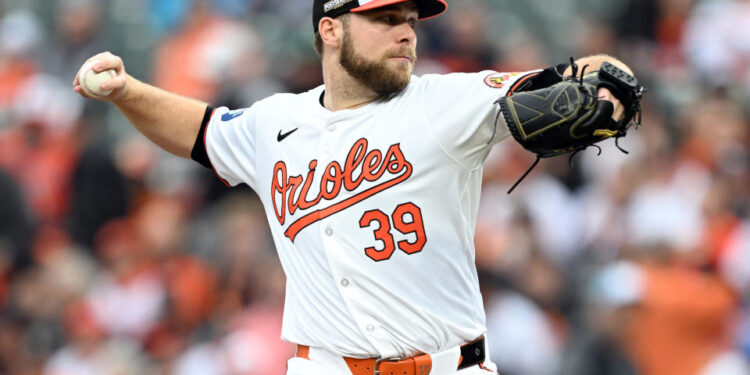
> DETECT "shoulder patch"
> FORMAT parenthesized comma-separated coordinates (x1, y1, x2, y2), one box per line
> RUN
(483, 72, 522, 88)
(221, 110, 244, 122)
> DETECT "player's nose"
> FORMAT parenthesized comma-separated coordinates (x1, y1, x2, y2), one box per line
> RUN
(396, 23, 416, 46)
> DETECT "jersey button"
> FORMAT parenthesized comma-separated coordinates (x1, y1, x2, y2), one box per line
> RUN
(325, 228, 334, 236)
(340, 279, 350, 287)
(366, 324, 375, 332)
(327, 124, 336, 132)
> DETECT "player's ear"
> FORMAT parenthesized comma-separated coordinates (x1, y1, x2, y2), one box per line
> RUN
(319, 17, 343, 51)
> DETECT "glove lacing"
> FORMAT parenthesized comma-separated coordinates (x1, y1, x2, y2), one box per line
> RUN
(506, 57, 642, 194)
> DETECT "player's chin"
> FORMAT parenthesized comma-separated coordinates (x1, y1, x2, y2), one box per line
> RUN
(386, 60, 413, 78)
(371, 72, 411, 96)
(389, 69, 412, 88)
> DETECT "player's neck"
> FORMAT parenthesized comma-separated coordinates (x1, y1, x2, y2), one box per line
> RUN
(322, 61, 380, 111)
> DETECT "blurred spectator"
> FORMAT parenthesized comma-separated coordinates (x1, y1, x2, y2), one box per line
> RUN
(0, 68, 129, 247)
(566, 261, 641, 375)
(683, 0, 750, 90)
(699, 350, 750, 375)
(583, 257, 741, 375)
(31, 226, 97, 311)
(174, 257, 291, 375)
(153, 0, 249, 103)
(0, 74, 83, 224)
(42, 0, 106, 81)
(677, 90, 747, 173)
(85, 218, 165, 340)
(653, 0, 694, 67)
(573, 17, 618, 57)
(720, 220, 750, 297)
(43, 300, 151, 375)
(486, 289, 563, 375)
(428, 5, 497, 72)
(221, 264, 294, 375)
(132, 194, 217, 328)
(0, 10, 42, 124)
(615, 0, 658, 41)
(0, 226, 95, 372)
(623, 162, 708, 254)
(41, 0, 112, 132)
(0, 168, 33, 278)
(496, 32, 549, 72)
(624, 256, 738, 375)
(148, 0, 191, 36)
(213, 23, 286, 109)
(67, 144, 130, 249)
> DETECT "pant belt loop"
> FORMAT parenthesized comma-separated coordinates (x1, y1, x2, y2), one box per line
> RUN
(296, 345, 310, 360)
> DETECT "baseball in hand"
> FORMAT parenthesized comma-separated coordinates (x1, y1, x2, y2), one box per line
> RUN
(79, 61, 116, 97)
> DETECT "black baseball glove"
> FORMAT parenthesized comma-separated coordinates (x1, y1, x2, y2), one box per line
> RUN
(497, 59, 645, 193)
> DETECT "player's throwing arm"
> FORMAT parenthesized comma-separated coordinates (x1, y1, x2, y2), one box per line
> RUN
(73, 51, 207, 158)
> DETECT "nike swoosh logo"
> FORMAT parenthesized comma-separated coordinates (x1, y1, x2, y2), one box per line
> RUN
(221, 111, 244, 121)
(277, 128, 299, 142)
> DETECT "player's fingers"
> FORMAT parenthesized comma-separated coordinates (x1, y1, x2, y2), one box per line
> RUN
(76, 52, 125, 81)
(74, 52, 112, 89)
(87, 52, 125, 74)
(101, 75, 127, 92)
(74, 51, 129, 99)
(73, 85, 88, 98)
(73, 80, 86, 97)
(598, 87, 625, 121)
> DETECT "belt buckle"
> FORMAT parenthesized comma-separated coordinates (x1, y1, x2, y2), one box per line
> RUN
(373, 357, 400, 375)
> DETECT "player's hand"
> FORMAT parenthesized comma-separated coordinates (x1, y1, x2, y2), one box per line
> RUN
(564, 56, 632, 122)
(598, 87, 625, 122)
(73, 51, 129, 101)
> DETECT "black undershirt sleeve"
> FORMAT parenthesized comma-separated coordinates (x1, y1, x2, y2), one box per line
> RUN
(191, 106, 214, 169)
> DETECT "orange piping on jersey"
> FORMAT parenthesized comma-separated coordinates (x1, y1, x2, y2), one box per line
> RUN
(204, 108, 231, 187)
(507, 72, 540, 96)
(478, 362, 495, 373)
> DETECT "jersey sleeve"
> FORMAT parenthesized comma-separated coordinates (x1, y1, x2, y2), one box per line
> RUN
(203, 105, 260, 189)
(419, 70, 541, 169)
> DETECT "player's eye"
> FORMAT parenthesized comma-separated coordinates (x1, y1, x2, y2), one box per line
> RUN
(375, 11, 417, 28)
(379, 15, 395, 24)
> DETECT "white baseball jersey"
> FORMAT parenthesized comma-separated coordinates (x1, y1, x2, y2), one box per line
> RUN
(203, 69, 539, 358)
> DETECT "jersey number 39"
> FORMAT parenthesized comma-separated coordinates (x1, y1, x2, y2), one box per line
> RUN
(358, 202, 427, 262)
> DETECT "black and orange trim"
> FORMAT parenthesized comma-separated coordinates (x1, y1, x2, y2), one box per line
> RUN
(505, 63, 569, 97)
(191, 105, 230, 187)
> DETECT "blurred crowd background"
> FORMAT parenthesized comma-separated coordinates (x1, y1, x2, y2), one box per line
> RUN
(0, 0, 748, 374)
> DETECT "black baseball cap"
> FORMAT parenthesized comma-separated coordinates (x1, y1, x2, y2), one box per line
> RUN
(313, 0, 448, 32)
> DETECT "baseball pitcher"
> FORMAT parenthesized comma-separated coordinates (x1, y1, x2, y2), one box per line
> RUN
(73, 0, 643, 374)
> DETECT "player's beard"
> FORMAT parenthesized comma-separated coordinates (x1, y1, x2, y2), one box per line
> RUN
(339, 28, 416, 97)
